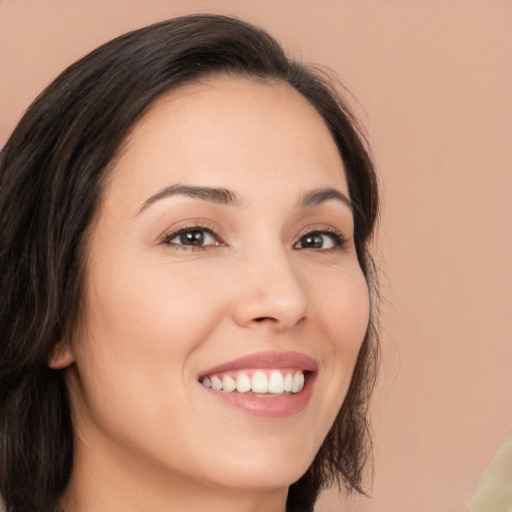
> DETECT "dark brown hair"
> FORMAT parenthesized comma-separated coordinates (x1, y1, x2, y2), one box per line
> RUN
(0, 14, 379, 512)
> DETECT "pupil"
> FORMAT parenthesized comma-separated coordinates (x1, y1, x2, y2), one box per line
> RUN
(180, 230, 204, 246)
(303, 234, 323, 248)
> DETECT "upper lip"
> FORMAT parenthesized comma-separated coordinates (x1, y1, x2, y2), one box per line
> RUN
(198, 351, 318, 377)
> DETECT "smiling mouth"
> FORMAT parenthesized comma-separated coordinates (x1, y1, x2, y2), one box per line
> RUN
(200, 369, 306, 395)
(197, 352, 317, 417)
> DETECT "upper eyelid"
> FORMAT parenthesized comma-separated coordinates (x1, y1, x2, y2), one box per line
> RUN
(168, 227, 216, 239)
(295, 224, 347, 241)
(168, 225, 217, 236)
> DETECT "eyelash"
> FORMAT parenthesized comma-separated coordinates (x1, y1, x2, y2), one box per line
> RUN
(161, 223, 223, 252)
(161, 225, 346, 252)
(294, 228, 346, 252)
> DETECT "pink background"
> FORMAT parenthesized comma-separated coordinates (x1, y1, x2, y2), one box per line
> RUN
(1, 1, 511, 510)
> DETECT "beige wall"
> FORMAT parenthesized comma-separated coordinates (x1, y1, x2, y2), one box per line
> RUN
(1, 1, 511, 510)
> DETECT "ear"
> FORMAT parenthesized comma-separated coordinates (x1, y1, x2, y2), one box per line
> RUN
(48, 339, 75, 369)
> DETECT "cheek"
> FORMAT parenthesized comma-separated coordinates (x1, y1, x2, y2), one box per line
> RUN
(70, 259, 230, 445)
(83, 259, 229, 368)
(308, 266, 370, 423)
(315, 267, 370, 357)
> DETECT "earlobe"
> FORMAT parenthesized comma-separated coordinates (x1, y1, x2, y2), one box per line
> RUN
(48, 340, 75, 369)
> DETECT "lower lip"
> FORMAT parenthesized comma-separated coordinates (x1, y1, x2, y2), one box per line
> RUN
(200, 373, 316, 418)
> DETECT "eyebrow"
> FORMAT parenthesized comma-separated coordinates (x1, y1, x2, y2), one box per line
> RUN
(138, 184, 243, 213)
(137, 184, 352, 214)
(298, 187, 353, 211)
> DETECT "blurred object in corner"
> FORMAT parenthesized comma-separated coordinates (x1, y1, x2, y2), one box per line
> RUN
(466, 429, 512, 512)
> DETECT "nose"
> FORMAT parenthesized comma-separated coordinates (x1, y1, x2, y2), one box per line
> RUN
(231, 247, 308, 331)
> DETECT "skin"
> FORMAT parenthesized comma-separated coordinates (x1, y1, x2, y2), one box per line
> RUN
(51, 78, 370, 512)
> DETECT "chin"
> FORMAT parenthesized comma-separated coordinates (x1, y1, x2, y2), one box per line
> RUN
(201, 436, 318, 492)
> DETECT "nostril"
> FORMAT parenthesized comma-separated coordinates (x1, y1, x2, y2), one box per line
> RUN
(253, 316, 276, 323)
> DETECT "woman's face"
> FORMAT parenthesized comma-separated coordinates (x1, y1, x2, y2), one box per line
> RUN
(57, 78, 369, 496)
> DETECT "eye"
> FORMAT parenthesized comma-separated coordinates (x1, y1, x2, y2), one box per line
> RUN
(162, 227, 221, 249)
(293, 230, 345, 251)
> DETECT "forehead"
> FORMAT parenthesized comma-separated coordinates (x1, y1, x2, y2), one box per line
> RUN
(106, 77, 348, 208)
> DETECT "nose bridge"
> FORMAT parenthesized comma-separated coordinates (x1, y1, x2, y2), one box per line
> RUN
(232, 236, 309, 330)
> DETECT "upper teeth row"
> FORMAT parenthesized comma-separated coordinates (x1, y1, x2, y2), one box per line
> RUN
(201, 370, 305, 394)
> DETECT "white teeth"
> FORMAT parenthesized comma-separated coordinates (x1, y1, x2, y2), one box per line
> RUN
(210, 376, 222, 391)
(291, 372, 304, 393)
(298, 373, 305, 392)
(222, 375, 236, 392)
(268, 371, 284, 394)
(251, 371, 268, 393)
(283, 373, 293, 392)
(201, 370, 306, 395)
(236, 373, 251, 393)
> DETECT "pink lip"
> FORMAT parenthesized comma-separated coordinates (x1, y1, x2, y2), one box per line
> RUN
(198, 351, 318, 418)
(198, 351, 318, 377)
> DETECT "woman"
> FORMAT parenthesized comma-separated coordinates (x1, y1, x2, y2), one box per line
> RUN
(0, 14, 379, 512)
